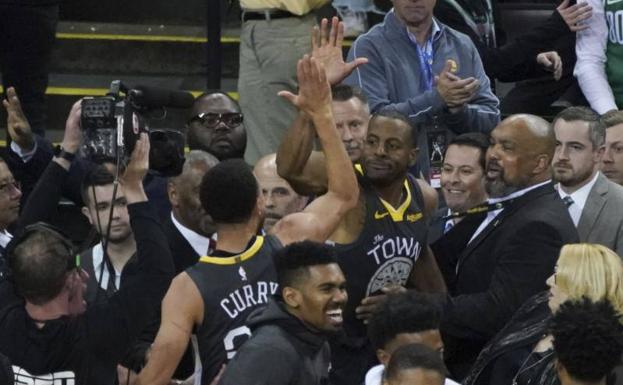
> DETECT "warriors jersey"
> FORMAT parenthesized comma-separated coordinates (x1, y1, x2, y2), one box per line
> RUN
(332, 166, 428, 339)
(606, 0, 623, 106)
(186, 235, 282, 385)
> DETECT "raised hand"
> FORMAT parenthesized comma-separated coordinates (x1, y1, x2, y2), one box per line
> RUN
(557, 0, 593, 31)
(278, 55, 332, 118)
(536, 51, 563, 81)
(121, 133, 150, 186)
(311, 17, 368, 85)
(2, 87, 34, 151)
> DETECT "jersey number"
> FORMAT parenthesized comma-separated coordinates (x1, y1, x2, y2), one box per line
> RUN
(223, 326, 251, 360)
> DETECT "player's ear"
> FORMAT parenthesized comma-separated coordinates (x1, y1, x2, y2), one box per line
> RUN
(282, 286, 302, 309)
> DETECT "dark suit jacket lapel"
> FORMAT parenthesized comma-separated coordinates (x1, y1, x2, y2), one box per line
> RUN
(577, 174, 608, 240)
(456, 183, 555, 273)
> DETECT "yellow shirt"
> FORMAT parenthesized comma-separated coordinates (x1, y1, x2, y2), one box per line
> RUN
(240, 0, 328, 16)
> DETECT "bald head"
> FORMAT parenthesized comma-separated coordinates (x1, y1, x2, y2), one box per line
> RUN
(254, 154, 307, 232)
(485, 114, 555, 197)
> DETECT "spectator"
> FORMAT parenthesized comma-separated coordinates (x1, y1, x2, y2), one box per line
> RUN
(384, 344, 448, 385)
(135, 55, 359, 385)
(435, 114, 578, 379)
(552, 106, 623, 256)
(0, 0, 58, 135)
(551, 298, 623, 385)
(567, 0, 622, 113)
(254, 153, 308, 233)
(279, 106, 446, 385)
(463, 243, 623, 385)
(431, 132, 488, 242)
(218, 241, 347, 385)
(186, 92, 247, 161)
(344, 0, 499, 182)
(238, 0, 326, 163)
(0, 158, 22, 278)
(166, 150, 219, 273)
(365, 291, 459, 385)
(332, 84, 371, 164)
(0, 133, 175, 385)
(601, 110, 623, 186)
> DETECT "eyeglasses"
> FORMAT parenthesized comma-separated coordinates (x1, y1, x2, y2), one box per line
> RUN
(0, 179, 21, 195)
(189, 112, 244, 129)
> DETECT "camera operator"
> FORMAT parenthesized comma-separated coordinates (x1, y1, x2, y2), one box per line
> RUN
(0, 120, 175, 385)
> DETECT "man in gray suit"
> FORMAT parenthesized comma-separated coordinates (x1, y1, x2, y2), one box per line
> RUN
(553, 107, 623, 256)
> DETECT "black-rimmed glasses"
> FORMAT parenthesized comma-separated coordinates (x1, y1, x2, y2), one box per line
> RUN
(188, 112, 244, 129)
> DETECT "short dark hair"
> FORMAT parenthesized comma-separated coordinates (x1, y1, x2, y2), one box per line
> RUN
(368, 291, 442, 350)
(370, 110, 417, 146)
(273, 241, 337, 288)
(601, 110, 623, 129)
(8, 225, 75, 305)
(81, 165, 115, 205)
(553, 106, 605, 148)
(551, 298, 623, 382)
(191, 91, 241, 116)
(331, 84, 369, 108)
(385, 343, 447, 381)
(199, 159, 257, 224)
(447, 132, 489, 171)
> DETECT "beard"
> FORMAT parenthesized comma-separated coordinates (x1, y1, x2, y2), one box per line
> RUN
(554, 163, 594, 188)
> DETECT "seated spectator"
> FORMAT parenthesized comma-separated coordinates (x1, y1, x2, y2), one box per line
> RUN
(552, 107, 623, 255)
(365, 291, 459, 385)
(601, 110, 623, 186)
(344, 0, 499, 181)
(463, 243, 623, 385)
(218, 241, 347, 385)
(254, 153, 308, 233)
(0, 133, 175, 385)
(551, 298, 623, 385)
(186, 92, 246, 161)
(383, 344, 449, 385)
(166, 150, 219, 273)
(430, 132, 488, 242)
(0, 158, 23, 278)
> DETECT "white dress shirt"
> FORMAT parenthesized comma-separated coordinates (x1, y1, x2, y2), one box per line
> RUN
(557, 172, 600, 227)
(574, 0, 617, 113)
(365, 364, 460, 385)
(0, 230, 13, 249)
(469, 180, 552, 243)
(91, 243, 122, 291)
(171, 212, 213, 256)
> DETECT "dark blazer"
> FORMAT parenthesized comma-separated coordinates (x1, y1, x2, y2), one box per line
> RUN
(435, 182, 578, 378)
(162, 214, 201, 275)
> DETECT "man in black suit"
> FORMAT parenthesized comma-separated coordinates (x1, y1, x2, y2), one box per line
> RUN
(435, 114, 579, 379)
(165, 150, 219, 274)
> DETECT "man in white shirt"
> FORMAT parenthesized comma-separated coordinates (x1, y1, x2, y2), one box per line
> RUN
(553, 107, 623, 255)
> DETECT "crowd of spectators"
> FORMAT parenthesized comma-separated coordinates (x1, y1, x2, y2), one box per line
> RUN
(3, 0, 623, 385)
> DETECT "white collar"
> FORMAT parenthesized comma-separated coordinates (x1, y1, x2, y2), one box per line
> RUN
(364, 364, 461, 385)
(0, 230, 12, 249)
(171, 212, 213, 256)
(406, 17, 442, 45)
(488, 179, 552, 204)
(557, 171, 600, 211)
(92, 243, 122, 291)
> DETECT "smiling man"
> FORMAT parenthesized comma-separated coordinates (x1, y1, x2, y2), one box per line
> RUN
(552, 107, 623, 256)
(186, 92, 247, 161)
(218, 241, 347, 385)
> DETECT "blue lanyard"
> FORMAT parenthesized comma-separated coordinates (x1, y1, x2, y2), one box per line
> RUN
(415, 38, 434, 91)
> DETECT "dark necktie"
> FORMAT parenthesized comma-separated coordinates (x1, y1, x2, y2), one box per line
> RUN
(562, 196, 574, 207)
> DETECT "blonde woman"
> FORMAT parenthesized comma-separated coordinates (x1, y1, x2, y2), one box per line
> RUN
(464, 244, 623, 385)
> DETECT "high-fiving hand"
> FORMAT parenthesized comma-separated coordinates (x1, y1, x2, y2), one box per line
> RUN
(279, 55, 332, 118)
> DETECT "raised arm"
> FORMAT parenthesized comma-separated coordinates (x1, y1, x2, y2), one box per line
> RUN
(273, 56, 359, 245)
(276, 17, 367, 196)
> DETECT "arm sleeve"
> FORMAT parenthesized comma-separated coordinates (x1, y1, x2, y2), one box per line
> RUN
(346, 38, 448, 121)
(574, 0, 617, 113)
(3, 136, 53, 204)
(218, 344, 297, 385)
(85, 201, 174, 361)
(441, 222, 561, 340)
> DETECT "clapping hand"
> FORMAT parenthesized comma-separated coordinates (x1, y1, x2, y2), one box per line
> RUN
(435, 60, 480, 111)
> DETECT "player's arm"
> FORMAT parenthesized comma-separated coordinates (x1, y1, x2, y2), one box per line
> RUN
(276, 112, 329, 196)
(408, 246, 447, 293)
(135, 273, 203, 385)
(273, 56, 359, 245)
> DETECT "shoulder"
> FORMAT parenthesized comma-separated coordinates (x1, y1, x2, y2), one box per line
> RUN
(414, 178, 439, 218)
(437, 21, 478, 51)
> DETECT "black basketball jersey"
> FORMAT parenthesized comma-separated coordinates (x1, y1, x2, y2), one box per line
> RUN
(186, 235, 282, 385)
(332, 166, 429, 338)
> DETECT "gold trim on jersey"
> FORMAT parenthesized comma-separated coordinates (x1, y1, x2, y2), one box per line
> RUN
(355, 164, 414, 222)
(199, 236, 265, 265)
